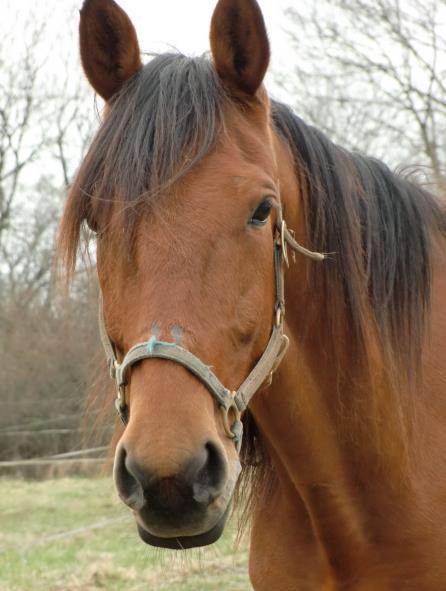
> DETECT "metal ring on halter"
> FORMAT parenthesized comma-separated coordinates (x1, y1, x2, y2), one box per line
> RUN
(219, 399, 242, 452)
(219, 393, 240, 436)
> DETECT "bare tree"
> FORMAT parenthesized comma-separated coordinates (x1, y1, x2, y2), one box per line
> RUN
(0, 8, 94, 293)
(280, 0, 446, 188)
(0, 21, 46, 244)
(0, 3, 102, 461)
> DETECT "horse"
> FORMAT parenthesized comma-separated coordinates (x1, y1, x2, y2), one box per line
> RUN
(58, 0, 446, 588)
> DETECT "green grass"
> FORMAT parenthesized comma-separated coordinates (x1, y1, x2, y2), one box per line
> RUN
(0, 477, 252, 591)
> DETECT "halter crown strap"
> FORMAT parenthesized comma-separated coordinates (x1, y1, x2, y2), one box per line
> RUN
(98, 211, 325, 450)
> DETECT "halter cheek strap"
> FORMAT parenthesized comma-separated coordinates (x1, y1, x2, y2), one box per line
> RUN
(98, 209, 325, 451)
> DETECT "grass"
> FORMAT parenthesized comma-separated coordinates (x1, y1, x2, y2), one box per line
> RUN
(0, 477, 252, 591)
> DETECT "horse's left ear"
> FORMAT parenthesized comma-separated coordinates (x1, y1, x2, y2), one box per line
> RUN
(210, 0, 270, 97)
(79, 0, 142, 101)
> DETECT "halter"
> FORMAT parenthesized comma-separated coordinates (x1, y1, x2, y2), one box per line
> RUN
(98, 207, 325, 451)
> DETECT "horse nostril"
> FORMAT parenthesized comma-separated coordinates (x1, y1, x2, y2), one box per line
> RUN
(113, 445, 145, 511)
(188, 441, 227, 505)
(114, 440, 228, 513)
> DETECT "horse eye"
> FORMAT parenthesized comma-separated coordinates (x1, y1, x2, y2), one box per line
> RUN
(250, 199, 273, 226)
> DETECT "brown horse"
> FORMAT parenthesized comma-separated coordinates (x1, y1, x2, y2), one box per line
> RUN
(59, 0, 446, 588)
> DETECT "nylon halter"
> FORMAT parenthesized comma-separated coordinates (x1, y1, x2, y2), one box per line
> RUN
(98, 207, 325, 451)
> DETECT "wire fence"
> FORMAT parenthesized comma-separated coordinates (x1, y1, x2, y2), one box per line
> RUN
(0, 445, 106, 463)
(1, 393, 86, 406)
(45, 446, 107, 459)
(0, 426, 112, 437)
(1, 389, 113, 477)
(0, 514, 131, 555)
(0, 409, 103, 433)
(0, 457, 105, 468)
(0, 445, 111, 479)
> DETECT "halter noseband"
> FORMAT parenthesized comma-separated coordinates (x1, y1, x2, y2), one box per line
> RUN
(98, 208, 325, 451)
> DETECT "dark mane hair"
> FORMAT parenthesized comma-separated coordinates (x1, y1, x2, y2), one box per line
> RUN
(271, 101, 445, 377)
(59, 53, 227, 274)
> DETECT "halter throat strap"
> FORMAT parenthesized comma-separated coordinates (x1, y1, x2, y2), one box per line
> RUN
(98, 212, 325, 450)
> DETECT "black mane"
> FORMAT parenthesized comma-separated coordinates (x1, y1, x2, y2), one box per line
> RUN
(271, 100, 445, 372)
(65, 53, 227, 246)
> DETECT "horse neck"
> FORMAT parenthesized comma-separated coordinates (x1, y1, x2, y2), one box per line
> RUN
(262, 203, 413, 477)
(249, 258, 427, 584)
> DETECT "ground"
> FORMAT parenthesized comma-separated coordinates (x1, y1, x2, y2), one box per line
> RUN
(0, 477, 251, 591)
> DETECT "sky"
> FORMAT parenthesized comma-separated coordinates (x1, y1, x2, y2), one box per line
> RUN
(115, 0, 294, 95)
(2, 0, 295, 101)
(115, 0, 291, 56)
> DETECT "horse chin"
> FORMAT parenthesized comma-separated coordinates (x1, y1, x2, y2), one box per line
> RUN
(135, 505, 231, 550)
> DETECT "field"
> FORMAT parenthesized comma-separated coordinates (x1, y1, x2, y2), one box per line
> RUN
(0, 477, 252, 591)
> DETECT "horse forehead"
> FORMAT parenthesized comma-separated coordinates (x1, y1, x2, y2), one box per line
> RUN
(180, 143, 280, 203)
(225, 117, 278, 173)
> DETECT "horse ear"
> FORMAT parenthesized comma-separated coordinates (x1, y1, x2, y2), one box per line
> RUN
(210, 0, 270, 97)
(79, 0, 142, 101)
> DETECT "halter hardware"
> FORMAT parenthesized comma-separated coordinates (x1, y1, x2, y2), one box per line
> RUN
(98, 209, 325, 451)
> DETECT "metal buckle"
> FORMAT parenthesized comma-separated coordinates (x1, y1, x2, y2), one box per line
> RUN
(219, 392, 242, 450)
(280, 220, 289, 267)
(275, 306, 282, 327)
(115, 398, 128, 425)
(115, 384, 128, 426)
(109, 359, 117, 380)
(275, 303, 285, 327)
(116, 384, 126, 408)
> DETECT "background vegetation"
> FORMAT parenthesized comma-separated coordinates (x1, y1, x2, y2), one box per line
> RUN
(0, 477, 251, 590)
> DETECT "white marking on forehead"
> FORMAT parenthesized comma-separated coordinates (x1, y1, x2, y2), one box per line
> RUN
(151, 322, 161, 338)
(171, 324, 184, 344)
(147, 322, 184, 345)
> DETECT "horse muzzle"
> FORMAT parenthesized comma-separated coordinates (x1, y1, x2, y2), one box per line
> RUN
(113, 439, 239, 549)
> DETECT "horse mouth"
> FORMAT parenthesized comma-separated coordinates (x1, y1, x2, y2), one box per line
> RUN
(135, 505, 231, 549)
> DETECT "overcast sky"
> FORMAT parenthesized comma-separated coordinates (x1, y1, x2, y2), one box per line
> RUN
(3, 0, 295, 101)
(121, 0, 294, 94)
(116, 0, 291, 54)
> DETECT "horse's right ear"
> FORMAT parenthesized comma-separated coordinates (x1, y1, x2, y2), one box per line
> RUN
(79, 0, 142, 101)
